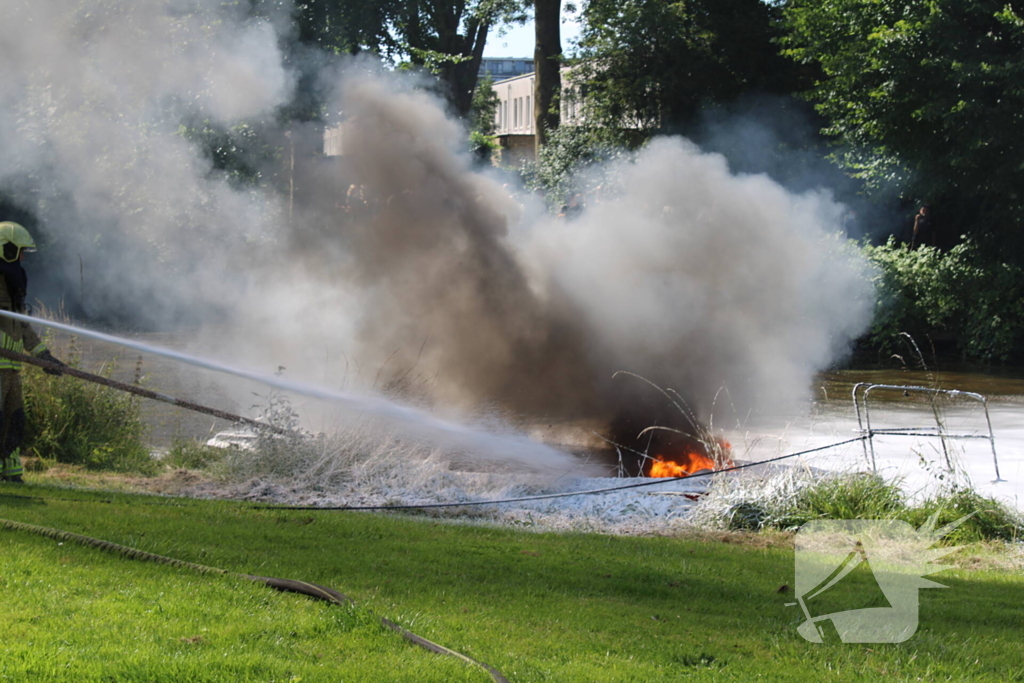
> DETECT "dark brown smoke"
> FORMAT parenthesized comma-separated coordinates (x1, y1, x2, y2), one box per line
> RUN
(328, 77, 603, 419)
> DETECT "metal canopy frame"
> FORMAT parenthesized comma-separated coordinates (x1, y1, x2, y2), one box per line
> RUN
(851, 383, 1003, 483)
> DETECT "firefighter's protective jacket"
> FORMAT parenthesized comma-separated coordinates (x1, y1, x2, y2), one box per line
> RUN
(0, 268, 46, 370)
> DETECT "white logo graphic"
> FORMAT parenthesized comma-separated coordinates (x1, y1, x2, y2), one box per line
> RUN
(790, 514, 972, 643)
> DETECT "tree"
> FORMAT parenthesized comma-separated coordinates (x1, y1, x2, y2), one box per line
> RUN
(522, 125, 630, 207)
(783, 0, 1024, 250)
(574, 0, 800, 132)
(399, 0, 529, 117)
(534, 0, 562, 153)
(468, 73, 502, 160)
(470, 73, 501, 135)
(292, 0, 400, 56)
(286, 1, 529, 118)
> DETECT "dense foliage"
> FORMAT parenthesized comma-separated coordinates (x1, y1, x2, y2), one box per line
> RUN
(727, 472, 1023, 543)
(574, 0, 804, 131)
(467, 74, 502, 160)
(470, 73, 500, 136)
(291, 0, 400, 56)
(862, 238, 1024, 360)
(519, 125, 632, 207)
(274, 0, 530, 115)
(540, 0, 1024, 359)
(783, 0, 1024, 254)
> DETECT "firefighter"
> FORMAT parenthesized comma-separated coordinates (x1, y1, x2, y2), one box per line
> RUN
(0, 221, 65, 483)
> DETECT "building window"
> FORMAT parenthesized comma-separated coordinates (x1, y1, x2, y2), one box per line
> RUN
(525, 96, 531, 131)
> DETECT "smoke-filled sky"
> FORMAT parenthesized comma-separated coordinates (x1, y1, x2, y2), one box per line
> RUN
(0, 0, 875, 448)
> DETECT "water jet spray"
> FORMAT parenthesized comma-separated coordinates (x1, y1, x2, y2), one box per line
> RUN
(0, 310, 577, 470)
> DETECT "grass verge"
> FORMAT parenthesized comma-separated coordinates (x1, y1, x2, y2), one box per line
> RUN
(2, 481, 1023, 682)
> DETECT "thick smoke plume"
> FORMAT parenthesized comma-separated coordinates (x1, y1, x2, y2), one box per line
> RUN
(0, 0, 874, 461)
(279, 75, 874, 430)
(314, 76, 600, 417)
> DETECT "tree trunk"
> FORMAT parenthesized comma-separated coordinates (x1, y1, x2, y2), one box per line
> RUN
(412, 2, 491, 118)
(449, 17, 492, 117)
(533, 0, 561, 154)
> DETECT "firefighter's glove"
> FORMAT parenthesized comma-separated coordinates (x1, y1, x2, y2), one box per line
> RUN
(36, 349, 66, 376)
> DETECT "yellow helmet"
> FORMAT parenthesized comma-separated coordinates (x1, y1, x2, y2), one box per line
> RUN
(0, 222, 36, 262)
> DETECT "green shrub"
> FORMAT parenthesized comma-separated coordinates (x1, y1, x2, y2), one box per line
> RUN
(726, 502, 768, 531)
(905, 486, 1023, 544)
(862, 238, 1024, 360)
(777, 473, 907, 528)
(22, 349, 154, 474)
(468, 130, 500, 164)
(728, 471, 1022, 543)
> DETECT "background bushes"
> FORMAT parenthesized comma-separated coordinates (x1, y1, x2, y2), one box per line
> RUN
(862, 238, 1024, 361)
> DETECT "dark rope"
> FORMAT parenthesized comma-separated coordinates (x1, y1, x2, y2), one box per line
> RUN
(0, 517, 509, 683)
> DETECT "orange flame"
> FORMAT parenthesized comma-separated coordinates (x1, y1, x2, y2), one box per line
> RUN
(648, 440, 733, 478)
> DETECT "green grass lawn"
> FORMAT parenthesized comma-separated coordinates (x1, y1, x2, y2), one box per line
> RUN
(2, 481, 1022, 682)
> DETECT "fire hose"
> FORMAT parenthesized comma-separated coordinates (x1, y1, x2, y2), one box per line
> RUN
(0, 516, 510, 682)
(0, 346, 288, 435)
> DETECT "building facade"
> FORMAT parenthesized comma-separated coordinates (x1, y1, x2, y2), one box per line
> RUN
(492, 72, 536, 165)
(492, 66, 583, 165)
(323, 123, 345, 157)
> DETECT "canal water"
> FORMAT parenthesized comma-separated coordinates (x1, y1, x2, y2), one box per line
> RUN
(726, 366, 1024, 513)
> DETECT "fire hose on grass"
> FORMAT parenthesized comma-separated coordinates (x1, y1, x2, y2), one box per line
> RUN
(0, 517, 509, 683)
(0, 437, 870, 683)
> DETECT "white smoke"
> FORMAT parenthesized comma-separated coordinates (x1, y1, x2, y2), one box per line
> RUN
(0, 0, 293, 321)
(525, 138, 873, 419)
